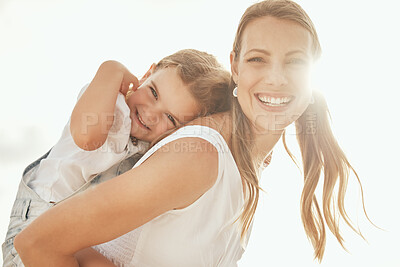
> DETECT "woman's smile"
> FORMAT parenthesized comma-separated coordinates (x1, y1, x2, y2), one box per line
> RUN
(255, 92, 295, 112)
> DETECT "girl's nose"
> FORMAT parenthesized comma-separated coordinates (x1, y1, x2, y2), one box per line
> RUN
(143, 108, 161, 126)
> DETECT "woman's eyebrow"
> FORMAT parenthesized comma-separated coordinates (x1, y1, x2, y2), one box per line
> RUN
(150, 80, 183, 125)
(244, 48, 271, 56)
(285, 50, 308, 56)
(245, 48, 308, 56)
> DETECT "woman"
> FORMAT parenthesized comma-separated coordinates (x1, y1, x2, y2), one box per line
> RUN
(14, 0, 370, 266)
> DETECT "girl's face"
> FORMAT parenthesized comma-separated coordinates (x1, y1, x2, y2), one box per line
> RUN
(231, 16, 314, 134)
(126, 67, 200, 142)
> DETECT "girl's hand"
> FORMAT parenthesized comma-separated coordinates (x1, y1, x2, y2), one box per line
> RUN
(120, 68, 139, 96)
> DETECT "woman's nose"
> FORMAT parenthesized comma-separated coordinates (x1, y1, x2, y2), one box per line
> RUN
(264, 64, 288, 87)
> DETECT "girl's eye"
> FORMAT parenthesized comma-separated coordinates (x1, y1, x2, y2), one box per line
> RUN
(150, 87, 158, 99)
(247, 57, 264, 63)
(166, 114, 176, 127)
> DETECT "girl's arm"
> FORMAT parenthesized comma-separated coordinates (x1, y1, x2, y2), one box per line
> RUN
(14, 137, 218, 267)
(70, 60, 139, 151)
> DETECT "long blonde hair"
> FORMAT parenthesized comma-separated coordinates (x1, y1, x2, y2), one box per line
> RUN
(231, 0, 371, 261)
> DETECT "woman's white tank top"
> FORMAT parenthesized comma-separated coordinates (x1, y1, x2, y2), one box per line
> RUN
(94, 125, 252, 267)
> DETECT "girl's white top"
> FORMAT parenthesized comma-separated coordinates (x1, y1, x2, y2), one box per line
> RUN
(93, 125, 251, 267)
(28, 85, 148, 202)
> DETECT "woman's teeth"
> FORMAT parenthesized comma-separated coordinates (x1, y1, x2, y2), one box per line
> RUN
(257, 95, 292, 106)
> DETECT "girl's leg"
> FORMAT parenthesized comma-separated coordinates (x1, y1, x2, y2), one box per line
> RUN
(2, 151, 53, 267)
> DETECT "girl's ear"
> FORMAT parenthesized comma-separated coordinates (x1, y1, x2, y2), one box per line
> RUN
(139, 63, 156, 86)
(230, 51, 239, 84)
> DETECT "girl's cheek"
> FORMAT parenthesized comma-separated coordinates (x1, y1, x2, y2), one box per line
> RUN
(154, 120, 168, 135)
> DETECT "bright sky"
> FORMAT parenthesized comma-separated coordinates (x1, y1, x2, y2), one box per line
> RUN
(0, 0, 399, 266)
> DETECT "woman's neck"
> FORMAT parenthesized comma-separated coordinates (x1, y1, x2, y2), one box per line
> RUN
(209, 112, 283, 161)
(252, 128, 283, 162)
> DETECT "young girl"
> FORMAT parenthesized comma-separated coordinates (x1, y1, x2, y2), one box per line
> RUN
(2, 49, 231, 266)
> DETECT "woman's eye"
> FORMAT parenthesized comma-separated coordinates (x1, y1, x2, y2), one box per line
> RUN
(166, 114, 176, 127)
(287, 58, 306, 65)
(150, 87, 158, 99)
(247, 57, 264, 63)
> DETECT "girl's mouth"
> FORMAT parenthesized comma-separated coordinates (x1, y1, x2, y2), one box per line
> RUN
(136, 110, 150, 130)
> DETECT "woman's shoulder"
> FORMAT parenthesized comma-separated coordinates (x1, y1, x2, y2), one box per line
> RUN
(184, 112, 232, 141)
(164, 112, 233, 150)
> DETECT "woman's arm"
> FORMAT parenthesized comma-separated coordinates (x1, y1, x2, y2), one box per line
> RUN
(70, 60, 139, 151)
(14, 137, 218, 267)
(75, 248, 116, 267)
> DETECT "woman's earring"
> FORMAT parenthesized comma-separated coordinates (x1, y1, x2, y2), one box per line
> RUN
(233, 87, 238, 97)
(310, 95, 315, 104)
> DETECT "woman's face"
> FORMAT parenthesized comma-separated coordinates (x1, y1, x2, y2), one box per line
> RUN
(231, 16, 314, 134)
